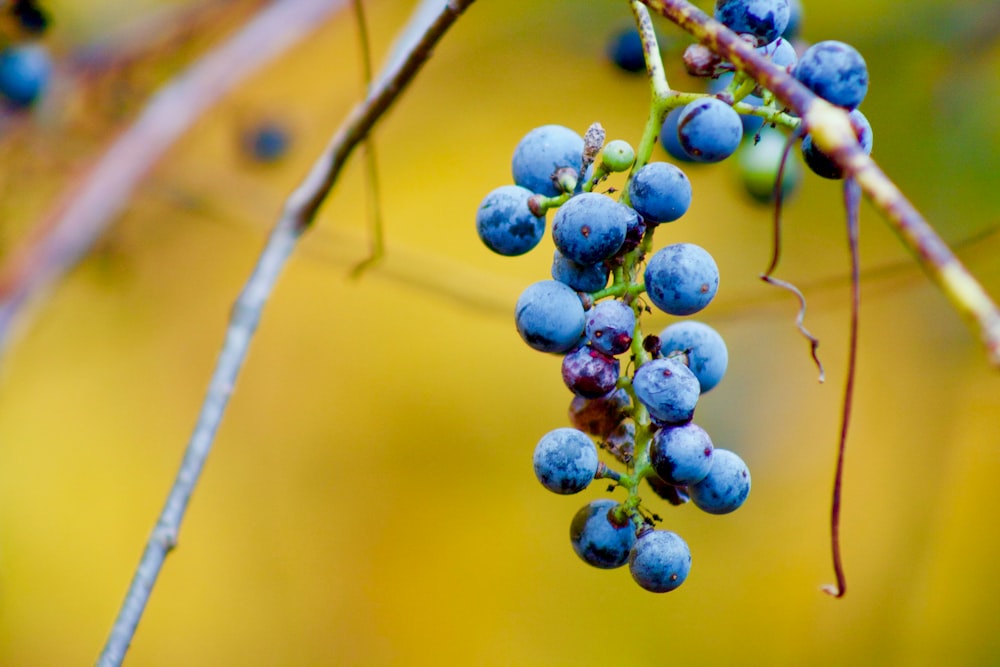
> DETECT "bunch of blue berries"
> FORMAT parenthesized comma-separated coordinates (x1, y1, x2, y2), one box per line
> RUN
(476, 121, 750, 593)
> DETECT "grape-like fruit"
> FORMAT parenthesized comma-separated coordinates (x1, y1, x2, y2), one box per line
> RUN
(782, 0, 803, 39)
(242, 121, 292, 163)
(793, 40, 869, 109)
(676, 97, 743, 163)
(658, 320, 729, 393)
(511, 125, 585, 197)
(585, 299, 635, 356)
(551, 249, 609, 293)
(607, 27, 645, 74)
(532, 428, 599, 494)
(476, 185, 546, 256)
(714, 0, 791, 46)
(631, 357, 700, 425)
(627, 162, 693, 224)
(0, 43, 51, 107)
(659, 108, 697, 162)
(736, 126, 802, 203)
(643, 243, 719, 316)
(570, 499, 636, 569)
(561, 346, 620, 398)
(600, 139, 636, 172)
(650, 422, 714, 485)
(552, 192, 634, 265)
(568, 389, 630, 439)
(628, 529, 692, 592)
(688, 448, 751, 514)
(801, 109, 873, 180)
(709, 73, 764, 136)
(514, 280, 586, 353)
(758, 37, 797, 70)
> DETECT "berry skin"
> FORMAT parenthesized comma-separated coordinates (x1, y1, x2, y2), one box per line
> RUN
(632, 357, 701, 425)
(714, 0, 791, 46)
(512, 125, 585, 197)
(758, 37, 798, 71)
(659, 320, 729, 393)
(476, 185, 546, 256)
(551, 192, 634, 265)
(568, 389, 630, 439)
(551, 249, 609, 293)
(533, 428, 599, 494)
(793, 40, 869, 109)
(514, 280, 586, 353)
(570, 499, 636, 569)
(627, 162, 693, 223)
(600, 139, 636, 172)
(585, 299, 635, 356)
(736, 126, 802, 203)
(644, 243, 720, 316)
(561, 346, 620, 399)
(688, 448, 751, 514)
(650, 422, 715, 485)
(607, 27, 646, 74)
(0, 43, 51, 108)
(801, 109, 873, 180)
(659, 108, 697, 162)
(628, 529, 692, 593)
(676, 97, 744, 163)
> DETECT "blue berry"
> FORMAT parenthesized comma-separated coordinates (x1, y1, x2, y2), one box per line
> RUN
(644, 243, 719, 316)
(658, 320, 729, 393)
(688, 448, 751, 514)
(551, 249, 609, 293)
(511, 125, 585, 196)
(570, 499, 636, 569)
(660, 108, 697, 162)
(561, 346, 620, 398)
(632, 357, 700, 425)
(801, 109, 873, 180)
(650, 422, 714, 485)
(585, 300, 635, 356)
(514, 280, 586, 353)
(568, 388, 631, 439)
(676, 97, 743, 163)
(0, 43, 51, 108)
(714, 0, 790, 46)
(627, 162, 693, 223)
(552, 192, 634, 265)
(476, 185, 546, 256)
(607, 27, 646, 73)
(758, 37, 798, 71)
(793, 40, 869, 109)
(533, 427, 599, 494)
(736, 126, 802, 203)
(628, 529, 692, 592)
(243, 121, 291, 163)
(709, 73, 764, 136)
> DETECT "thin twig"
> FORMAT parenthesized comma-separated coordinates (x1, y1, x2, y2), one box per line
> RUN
(640, 0, 1000, 367)
(0, 0, 349, 351)
(95, 1, 475, 665)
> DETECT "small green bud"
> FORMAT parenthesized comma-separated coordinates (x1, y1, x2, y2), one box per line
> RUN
(600, 140, 636, 172)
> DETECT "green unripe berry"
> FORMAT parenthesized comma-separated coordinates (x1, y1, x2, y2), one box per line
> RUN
(600, 140, 636, 172)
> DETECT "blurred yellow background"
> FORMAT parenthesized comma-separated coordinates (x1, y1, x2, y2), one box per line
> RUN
(1, 0, 998, 665)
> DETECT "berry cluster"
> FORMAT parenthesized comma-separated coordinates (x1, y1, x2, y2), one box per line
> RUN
(0, 1, 52, 109)
(477, 0, 876, 593)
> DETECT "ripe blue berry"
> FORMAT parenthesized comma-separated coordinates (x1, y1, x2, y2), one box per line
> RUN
(551, 249, 609, 293)
(644, 243, 720, 316)
(632, 357, 700, 425)
(659, 320, 729, 393)
(758, 37, 798, 71)
(607, 27, 646, 74)
(243, 121, 291, 163)
(533, 428, 599, 494)
(714, 0, 790, 45)
(511, 125, 585, 196)
(0, 43, 51, 108)
(514, 280, 586, 353)
(627, 162, 693, 223)
(650, 422, 715, 485)
(476, 185, 546, 256)
(659, 107, 697, 162)
(585, 299, 635, 356)
(552, 192, 634, 265)
(570, 499, 636, 569)
(801, 109, 873, 180)
(561, 346, 620, 398)
(628, 529, 692, 592)
(688, 448, 751, 514)
(676, 97, 743, 163)
(793, 40, 869, 109)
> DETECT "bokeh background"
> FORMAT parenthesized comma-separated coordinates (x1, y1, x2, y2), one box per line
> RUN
(1, 0, 998, 664)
